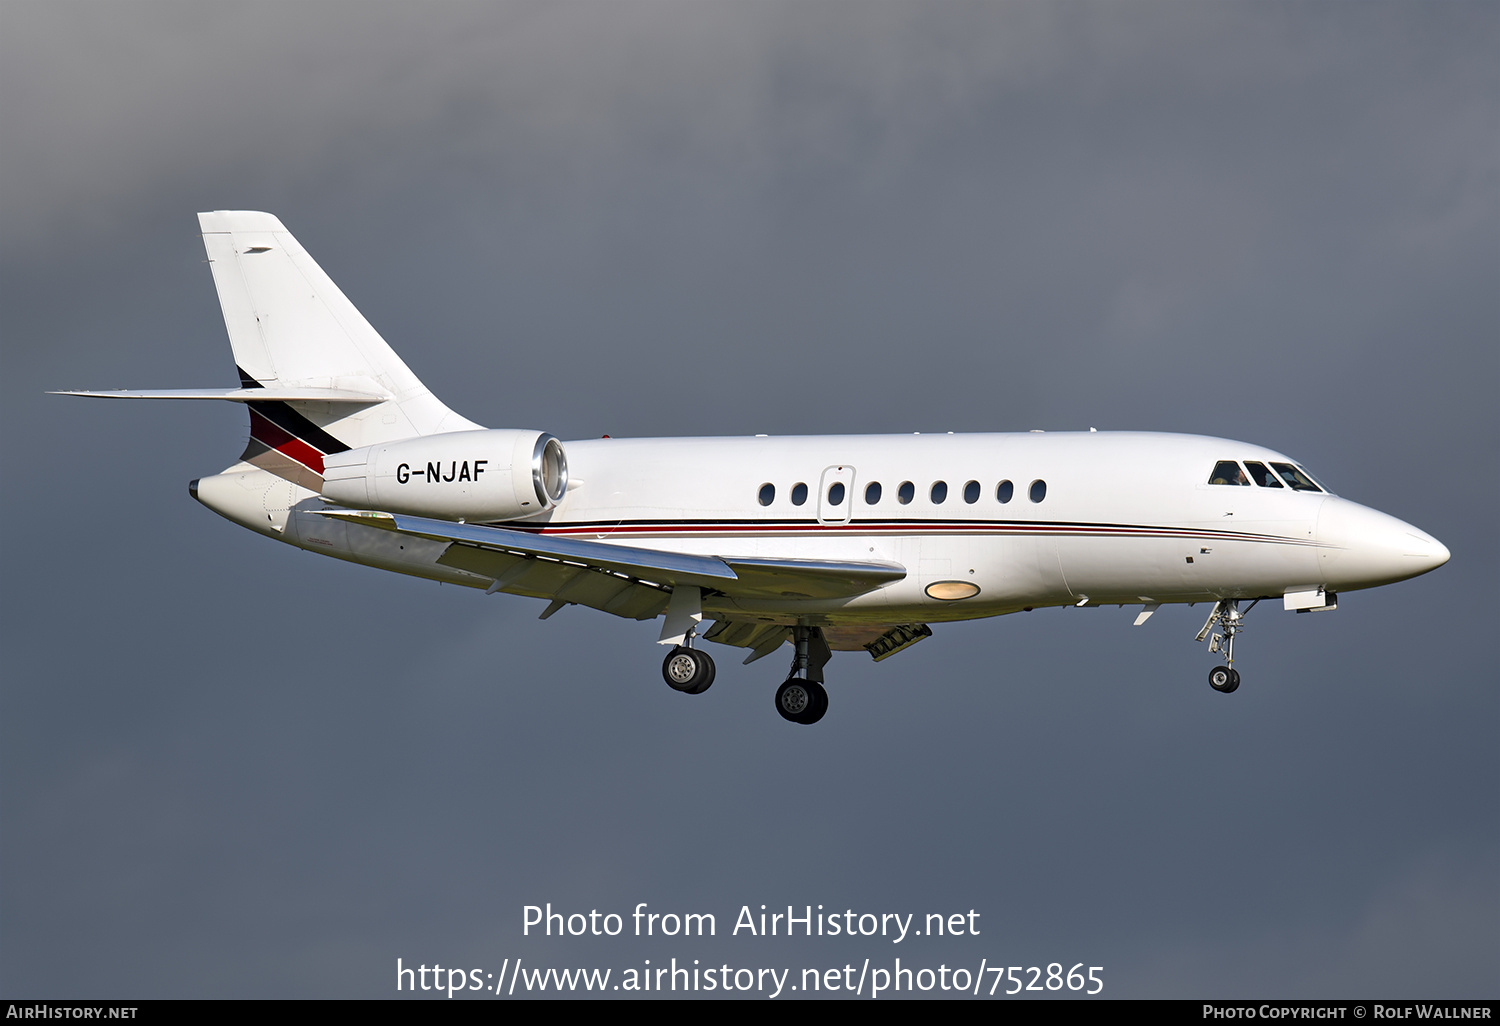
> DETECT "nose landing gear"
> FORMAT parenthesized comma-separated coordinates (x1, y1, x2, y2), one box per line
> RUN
(1197, 599, 1257, 694)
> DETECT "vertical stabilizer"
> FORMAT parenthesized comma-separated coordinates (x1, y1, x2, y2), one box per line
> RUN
(197, 210, 481, 488)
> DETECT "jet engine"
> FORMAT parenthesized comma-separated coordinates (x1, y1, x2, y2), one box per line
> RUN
(320, 429, 567, 521)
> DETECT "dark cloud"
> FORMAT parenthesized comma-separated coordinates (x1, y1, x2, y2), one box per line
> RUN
(2, 0, 1495, 998)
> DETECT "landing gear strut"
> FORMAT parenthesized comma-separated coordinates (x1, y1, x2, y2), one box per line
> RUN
(776, 625, 831, 724)
(662, 642, 715, 694)
(1197, 599, 1258, 694)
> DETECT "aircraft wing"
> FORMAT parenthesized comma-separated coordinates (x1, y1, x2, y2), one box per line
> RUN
(314, 510, 906, 620)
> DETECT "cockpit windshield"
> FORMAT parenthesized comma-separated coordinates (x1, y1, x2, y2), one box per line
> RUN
(1208, 461, 1249, 486)
(1243, 461, 1283, 488)
(1209, 459, 1327, 493)
(1269, 462, 1324, 492)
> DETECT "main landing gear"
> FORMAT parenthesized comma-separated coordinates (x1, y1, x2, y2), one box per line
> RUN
(659, 623, 836, 724)
(775, 625, 832, 725)
(1196, 599, 1259, 694)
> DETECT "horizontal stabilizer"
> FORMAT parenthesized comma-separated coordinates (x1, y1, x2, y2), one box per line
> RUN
(52, 388, 389, 403)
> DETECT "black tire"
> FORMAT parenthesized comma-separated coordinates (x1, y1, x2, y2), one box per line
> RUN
(1209, 665, 1239, 693)
(663, 647, 712, 693)
(801, 680, 829, 724)
(686, 651, 716, 694)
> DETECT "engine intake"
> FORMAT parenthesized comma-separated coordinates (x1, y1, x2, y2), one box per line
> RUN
(320, 429, 568, 521)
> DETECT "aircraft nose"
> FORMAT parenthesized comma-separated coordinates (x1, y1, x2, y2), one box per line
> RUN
(1409, 530, 1451, 572)
(1316, 497, 1450, 589)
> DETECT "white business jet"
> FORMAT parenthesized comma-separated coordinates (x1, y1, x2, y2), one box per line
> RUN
(58, 212, 1450, 724)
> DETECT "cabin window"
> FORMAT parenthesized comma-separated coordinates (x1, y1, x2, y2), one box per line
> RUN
(1209, 461, 1250, 486)
(931, 481, 948, 504)
(791, 482, 809, 505)
(1029, 479, 1047, 503)
(963, 480, 981, 503)
(1244, 462, 1282, 488)
(827, 482, 846, 506)
(758, 483, 776, 505)
(865, 482, 882, 504)
(897, 481, 915, 504)
(1270, 462, 1324, 493)
(997, 480, 1014, 503)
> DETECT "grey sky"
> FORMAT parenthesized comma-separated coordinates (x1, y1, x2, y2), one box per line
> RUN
(2, 1, 1495, 998)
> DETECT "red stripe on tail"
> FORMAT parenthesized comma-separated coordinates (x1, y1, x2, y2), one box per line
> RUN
(248, 407, 326, 474)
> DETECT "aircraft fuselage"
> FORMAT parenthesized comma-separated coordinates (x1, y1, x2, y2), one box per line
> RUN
(197, 428, 1447, 628)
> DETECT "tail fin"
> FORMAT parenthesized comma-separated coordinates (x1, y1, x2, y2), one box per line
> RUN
(198, 211, 481, 487)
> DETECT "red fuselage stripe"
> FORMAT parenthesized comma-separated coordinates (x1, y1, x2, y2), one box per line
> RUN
(249, 408, 326, 474)
(501, 521, 1312, 545)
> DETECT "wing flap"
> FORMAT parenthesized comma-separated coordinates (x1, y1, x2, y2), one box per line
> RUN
(703, 620, 793, 663)
(316, 509, 906, 604)
(329, 510, 741, 588)
(722, 555, 906, 599)
(436, 541, 670, 620)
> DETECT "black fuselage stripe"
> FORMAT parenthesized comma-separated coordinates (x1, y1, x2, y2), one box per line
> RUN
(235, 366, 353, 455)
(245, 400, 351, 455)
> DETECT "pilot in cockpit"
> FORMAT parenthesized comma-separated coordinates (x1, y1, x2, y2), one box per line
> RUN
(1209, 461, 1250, 486)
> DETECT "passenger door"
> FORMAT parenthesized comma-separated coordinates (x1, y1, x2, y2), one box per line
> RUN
(817, 465, 855, 525)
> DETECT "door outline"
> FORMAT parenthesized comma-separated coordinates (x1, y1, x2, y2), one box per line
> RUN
(817, 465, 855, 525)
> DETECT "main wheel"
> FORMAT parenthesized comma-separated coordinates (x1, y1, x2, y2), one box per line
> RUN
(1209, 665, 1240, 693)
(775, 678, 829, 724)
(663, 647, 714, 693)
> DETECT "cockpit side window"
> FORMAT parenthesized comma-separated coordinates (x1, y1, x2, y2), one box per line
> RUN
(1244, 461, 1283, 488)
(1209, 460, 1250, 486)
(1270, 462, 1323, 493)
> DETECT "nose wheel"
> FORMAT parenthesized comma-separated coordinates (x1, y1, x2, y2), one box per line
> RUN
(662, 646, 715, 694)
(1208, 666, 1241, 693)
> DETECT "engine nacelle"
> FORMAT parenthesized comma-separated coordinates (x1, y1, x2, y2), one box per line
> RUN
(320, 429, 567, 521)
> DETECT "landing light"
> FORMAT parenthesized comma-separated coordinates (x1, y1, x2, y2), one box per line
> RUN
(926, 581, 980, 601)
